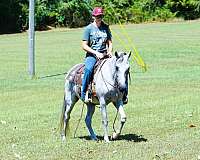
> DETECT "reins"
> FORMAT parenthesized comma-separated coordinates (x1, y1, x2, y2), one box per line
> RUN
(100, 69, 119, 90)
(99, 58, 119, 90)
(73, 103, 85, 138)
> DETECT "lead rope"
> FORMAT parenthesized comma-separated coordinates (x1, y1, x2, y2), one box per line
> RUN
(73, 85, 85, 138)
(74, 102, 85, 138)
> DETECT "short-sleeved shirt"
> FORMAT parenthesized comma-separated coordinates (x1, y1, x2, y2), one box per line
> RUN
(82, 22, 112, 57)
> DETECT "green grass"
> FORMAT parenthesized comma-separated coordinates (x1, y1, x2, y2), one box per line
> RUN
(0, 20, 200, 160)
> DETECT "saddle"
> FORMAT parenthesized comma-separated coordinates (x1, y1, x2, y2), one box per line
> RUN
(66, 57, 109, 100)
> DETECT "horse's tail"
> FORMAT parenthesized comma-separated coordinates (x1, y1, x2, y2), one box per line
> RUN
(59, 81, 70, 136)
(60, 64, 83, 136)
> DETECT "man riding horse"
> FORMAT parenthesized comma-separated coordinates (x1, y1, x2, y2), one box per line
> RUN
(81, 7, 128, 104)
(60, 7, 131, 143)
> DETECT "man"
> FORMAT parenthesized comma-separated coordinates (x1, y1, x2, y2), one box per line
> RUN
(80, 7, 112, 102)
(81, 7, 128, 104)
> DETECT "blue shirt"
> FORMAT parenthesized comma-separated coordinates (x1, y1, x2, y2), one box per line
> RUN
(82, 22, 112, 56)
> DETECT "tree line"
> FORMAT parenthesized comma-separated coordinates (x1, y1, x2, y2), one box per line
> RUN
(0, 0, 200, 34)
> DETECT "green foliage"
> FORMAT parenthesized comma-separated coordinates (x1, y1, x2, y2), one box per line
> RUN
(34, 0, 61, 30)
(166, 0, 200, 20)
(0, 0, 23, 33)
(20, 2, 29, 30)
(0, 0, 200, 33)
(141, 0, 175, 22)
(92, 0, 175, 24)
(191, 0, 200, 12)
(57, 0, 91, 27)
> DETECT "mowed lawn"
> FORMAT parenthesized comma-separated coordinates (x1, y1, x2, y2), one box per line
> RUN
(0, 20, 200, 160)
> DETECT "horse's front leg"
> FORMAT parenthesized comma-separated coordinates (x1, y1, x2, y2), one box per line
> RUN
(99, 97, 109, 143)
(112, 100, 126, 140)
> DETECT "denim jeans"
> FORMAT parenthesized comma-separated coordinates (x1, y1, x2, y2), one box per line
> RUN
(81, 56, 97, 100)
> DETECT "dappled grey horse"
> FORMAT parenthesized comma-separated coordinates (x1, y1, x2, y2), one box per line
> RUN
(60, 51, 131, 142)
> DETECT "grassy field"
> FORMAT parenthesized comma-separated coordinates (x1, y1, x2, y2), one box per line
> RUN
(0, 20, 200, 160)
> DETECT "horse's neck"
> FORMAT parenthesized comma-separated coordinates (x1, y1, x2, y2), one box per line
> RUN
(98, 57, 116, 82)
(109, 57, 117, 77)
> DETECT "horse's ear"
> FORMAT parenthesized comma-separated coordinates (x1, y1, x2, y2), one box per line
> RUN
(115, 51, 119, 59)
(128, 51, 131, 59)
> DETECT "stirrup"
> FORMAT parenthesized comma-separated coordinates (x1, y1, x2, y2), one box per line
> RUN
(83, 91, 92, 103)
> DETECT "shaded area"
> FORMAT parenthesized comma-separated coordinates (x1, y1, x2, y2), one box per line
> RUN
(78, 134, 147, 142)
(78, 135, 104, 141)
(117, 134, 147, 142)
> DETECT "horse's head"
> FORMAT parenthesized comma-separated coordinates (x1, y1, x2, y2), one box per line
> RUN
(114, 51, 131, 92)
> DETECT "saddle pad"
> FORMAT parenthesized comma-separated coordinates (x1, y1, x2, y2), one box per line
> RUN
(65, 58, 109, 99)
(65, 63, 84, 83)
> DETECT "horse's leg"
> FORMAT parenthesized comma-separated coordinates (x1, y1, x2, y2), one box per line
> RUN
(112, 101, 126, 140)
(85, 103, 98, 140)
(99, 97, 109, 142)
(60, 81, 78, 141)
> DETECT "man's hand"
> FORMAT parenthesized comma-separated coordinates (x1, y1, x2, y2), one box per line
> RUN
(95, 52, 104, 59)
(107, 51, 112, 58)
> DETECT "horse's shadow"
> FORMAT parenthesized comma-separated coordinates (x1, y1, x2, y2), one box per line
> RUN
(78, 133, 147, 142)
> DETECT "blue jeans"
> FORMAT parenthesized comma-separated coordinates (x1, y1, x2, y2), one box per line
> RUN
(81, 56, 97, 100)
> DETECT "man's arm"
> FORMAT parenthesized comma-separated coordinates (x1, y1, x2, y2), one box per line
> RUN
(82, 41, 103, 59)
(107, 39, 112, 56)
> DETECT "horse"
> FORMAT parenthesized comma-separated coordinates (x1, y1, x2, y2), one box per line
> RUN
(60, 51, 131, 142)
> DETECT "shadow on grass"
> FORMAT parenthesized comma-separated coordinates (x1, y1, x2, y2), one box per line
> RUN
(117, 134, 147, 142)
(78, 134, 147, 142)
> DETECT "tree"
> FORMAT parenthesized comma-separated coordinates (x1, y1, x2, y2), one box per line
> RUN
(0, 0, 22, 33)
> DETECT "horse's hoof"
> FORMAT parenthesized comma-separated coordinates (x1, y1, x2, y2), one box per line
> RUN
(91, 136, 98, 141)
(111, 132, 119, 140)
(104, 136, 110, 143)
(105, 139, 110, 143)
(61, 135, 66, 142)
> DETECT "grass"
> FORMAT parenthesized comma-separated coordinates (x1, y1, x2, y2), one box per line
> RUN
(0, 20, 200, 160)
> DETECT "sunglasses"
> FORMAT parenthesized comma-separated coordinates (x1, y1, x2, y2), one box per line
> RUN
(95, 15, 104, 19)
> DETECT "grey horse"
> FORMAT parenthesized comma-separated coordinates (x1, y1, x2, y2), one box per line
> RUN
(60, 51, 131, 142)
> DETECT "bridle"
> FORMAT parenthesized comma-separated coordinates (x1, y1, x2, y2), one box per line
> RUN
(100, 62, 131, 92)
(100, 68, 119, 90)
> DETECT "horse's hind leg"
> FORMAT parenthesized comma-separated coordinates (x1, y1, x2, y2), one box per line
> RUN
(85, 103, 98, 140)
(60, 81, 78, 141)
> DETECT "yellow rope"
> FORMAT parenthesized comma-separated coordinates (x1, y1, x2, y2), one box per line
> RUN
(110, 28, 143, 67)
(110, 27, 129, 51)
(107, 7, 147, 72)
(117, 21, 147, 72)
